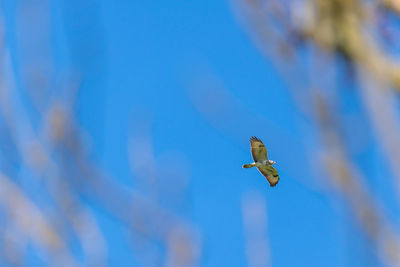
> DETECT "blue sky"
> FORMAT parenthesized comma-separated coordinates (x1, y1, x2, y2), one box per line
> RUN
(1, 0, 392, 266)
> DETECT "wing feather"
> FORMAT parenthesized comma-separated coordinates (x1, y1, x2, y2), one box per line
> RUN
(257, 166, 279, 187)
(250, 136, 268, 162)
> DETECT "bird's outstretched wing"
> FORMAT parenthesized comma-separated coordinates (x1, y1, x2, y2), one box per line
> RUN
(257, 166, 279, 187)
(250, 136, 268, 162)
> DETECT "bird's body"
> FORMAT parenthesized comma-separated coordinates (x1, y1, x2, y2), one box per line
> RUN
(243, 136, 280, 187)
(243, 160, 275, 168)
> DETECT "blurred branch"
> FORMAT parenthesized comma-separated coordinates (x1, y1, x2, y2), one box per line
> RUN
(242, 191, 270, 267)
(0, 64, 108, 265)
(0, 78, 200, 265)
(0, 6, 199, 266)
(381, 0, 400, 14)
(358, 72, 400, 202)
(316, 94, 400, 266)
(0, 173, 77, 266)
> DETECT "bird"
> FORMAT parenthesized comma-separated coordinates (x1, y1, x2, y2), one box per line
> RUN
(243, 136, 280, 187)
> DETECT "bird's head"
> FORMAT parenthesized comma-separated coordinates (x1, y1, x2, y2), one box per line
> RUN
(269, 160, 276, 165)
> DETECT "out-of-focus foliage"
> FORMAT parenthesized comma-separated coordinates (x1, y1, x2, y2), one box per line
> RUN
(0, 3, 201, 266)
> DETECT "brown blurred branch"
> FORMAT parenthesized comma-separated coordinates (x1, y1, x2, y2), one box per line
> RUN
(0, 173, 77, 267)
(315, 94, 400, 266)
(0, 14, 199, 267)
(0, 81, 200, 265)
(381, 0, 400, 14)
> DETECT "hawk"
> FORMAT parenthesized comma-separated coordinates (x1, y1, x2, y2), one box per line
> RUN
(243, 136, 280, 187)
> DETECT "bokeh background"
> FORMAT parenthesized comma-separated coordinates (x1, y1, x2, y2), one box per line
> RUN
(1, 0, 400, 266)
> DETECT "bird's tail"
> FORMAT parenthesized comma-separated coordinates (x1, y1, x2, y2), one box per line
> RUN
(242, 163, 256, 168)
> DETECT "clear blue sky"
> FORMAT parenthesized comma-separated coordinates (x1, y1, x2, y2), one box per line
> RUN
(1, 0, 389, 266)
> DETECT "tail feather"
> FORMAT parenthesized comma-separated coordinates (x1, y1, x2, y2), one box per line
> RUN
(242, 163, 256, 168)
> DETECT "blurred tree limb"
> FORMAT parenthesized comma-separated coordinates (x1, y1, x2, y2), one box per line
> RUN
(0, 4, 200, 267)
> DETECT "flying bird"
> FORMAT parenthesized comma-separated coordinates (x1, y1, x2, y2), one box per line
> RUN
(243, 136, 280, 187)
